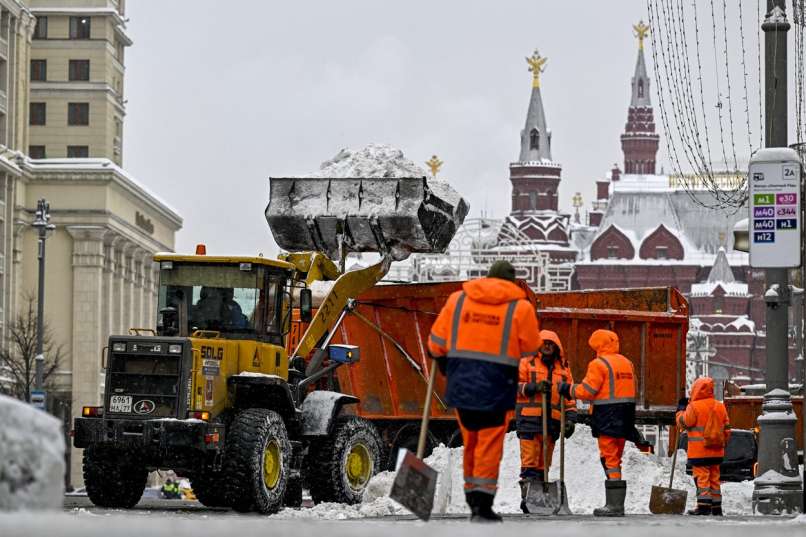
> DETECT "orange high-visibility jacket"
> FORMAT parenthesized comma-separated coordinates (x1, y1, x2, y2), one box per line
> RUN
(517, 330, 576, 423)
(677, 376, 731, 463)
(570, 329, 636, 405)
(428, 277, 541, 411)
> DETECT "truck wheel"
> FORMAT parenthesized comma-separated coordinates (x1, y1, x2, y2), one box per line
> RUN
(191, 462, 228, 508)
(224, 408, 290, 514)
(308, 416, 382, 504)
(83, 445, 147, 508)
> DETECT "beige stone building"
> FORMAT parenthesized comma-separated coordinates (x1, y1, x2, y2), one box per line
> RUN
(0, 0, 182, 487)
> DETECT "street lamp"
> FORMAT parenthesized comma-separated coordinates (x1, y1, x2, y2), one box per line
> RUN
(31, 198, 55, 393)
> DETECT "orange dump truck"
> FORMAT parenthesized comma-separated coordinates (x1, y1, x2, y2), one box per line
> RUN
(288, 282, 689, 465)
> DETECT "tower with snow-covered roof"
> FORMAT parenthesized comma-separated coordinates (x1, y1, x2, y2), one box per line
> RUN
(620, 20, 660, 175)
(501, 50, 574, 265)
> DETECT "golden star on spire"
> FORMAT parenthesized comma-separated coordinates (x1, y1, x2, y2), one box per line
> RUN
(425, 155, 443, 178)
(526, 49, 548, 89)
(633, 20, 650, 50)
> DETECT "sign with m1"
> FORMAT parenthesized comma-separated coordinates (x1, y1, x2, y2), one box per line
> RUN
(748, 148, 802, 268)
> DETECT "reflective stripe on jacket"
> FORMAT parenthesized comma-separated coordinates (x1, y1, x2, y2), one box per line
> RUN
(677, 376, 731, 463)
(428, 278, 541, 411)
(516, 331, 576, 427)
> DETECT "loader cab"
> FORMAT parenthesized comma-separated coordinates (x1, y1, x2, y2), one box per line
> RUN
(155, 254, 295, 346)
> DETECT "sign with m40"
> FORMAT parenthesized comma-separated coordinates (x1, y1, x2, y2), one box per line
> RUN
(748, 148, 802, 268)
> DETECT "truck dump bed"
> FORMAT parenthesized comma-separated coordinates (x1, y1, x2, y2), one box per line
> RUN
(288, 283, 689, 425)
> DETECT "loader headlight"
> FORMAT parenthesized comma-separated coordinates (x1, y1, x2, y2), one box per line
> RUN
(168, 344, 182, 354)
(112, 342, 126, 352)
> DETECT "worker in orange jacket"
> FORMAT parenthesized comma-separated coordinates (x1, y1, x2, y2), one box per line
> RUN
(428, 260, 541, 523)
(515, 330, 576, 512)
(558, 329, 638, 517)
(676, 376, 731, 516)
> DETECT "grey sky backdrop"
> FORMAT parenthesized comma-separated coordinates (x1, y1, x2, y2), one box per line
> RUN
(122, 1, 777, 257)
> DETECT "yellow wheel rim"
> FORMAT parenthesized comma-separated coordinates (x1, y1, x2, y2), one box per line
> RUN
(263, 440, 281, 490)
(345, 442, 372, 489)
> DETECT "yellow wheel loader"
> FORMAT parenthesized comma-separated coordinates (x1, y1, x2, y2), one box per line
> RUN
(73, 176, 467, 513)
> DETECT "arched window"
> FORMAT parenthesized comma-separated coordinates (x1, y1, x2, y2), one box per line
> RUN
(529, 129, 540, 151)
(638, 80, 645, 99)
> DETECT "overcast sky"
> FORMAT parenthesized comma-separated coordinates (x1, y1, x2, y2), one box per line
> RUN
(123, 0, 774, 256)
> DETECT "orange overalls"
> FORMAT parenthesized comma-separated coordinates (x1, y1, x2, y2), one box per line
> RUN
(428, 277, 541, 496)
(516, 330, 576, 479)
(677, 377, 731, 511)
(568, 329, 636, 480)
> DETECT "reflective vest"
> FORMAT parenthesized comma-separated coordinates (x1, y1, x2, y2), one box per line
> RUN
(571, 330, 636, 406)
(677, 377, 731, 462)
(516, 356, 576, 421)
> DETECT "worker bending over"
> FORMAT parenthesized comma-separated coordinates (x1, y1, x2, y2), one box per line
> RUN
(558, 329, 636, 517)
(515, 330, 576, 513)
(676, 376, 731, 516)
(428, 260, 541, 523)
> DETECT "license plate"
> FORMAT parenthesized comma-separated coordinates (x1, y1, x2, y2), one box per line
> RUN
(109, 395, 132, 413)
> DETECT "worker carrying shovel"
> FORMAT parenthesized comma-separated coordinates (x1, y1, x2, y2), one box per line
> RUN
(557, 329, 637, 517)
(516, 330, 577, 513)
(428, 260, 541, 523)
(676, 376, 731, 516)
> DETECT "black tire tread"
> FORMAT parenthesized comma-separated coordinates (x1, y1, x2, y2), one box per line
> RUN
(83, 445, 147, 508)
(223, 408, 290, 514)
(307, 416, 382, 504)
(191, 462, 228, 508)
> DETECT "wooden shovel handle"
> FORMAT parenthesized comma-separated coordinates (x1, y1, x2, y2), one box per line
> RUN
(542, 391, 549, 476)
(416, 363, 439, 459)
(668, 424, 680, 489)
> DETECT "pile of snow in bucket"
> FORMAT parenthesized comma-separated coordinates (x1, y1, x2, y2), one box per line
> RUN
(271, 425, 756, 519)
(304, 144, 428, 179)
(0, 394, 65, 510)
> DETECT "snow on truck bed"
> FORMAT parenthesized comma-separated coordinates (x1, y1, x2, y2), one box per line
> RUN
(0, 394, 65, 511)
(271, 425, 757, 519)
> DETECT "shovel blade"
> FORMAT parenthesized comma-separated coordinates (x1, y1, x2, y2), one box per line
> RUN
(524, 479, 561, 515)
(555, 481, 573, 516)
(649, 485, 688, 515)
(390, 450, 438, 521)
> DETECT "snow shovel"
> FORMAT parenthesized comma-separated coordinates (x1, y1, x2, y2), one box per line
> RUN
(524, 392, 561, 515)
(555, 397, 572, 515)
(389, 363, 439, 521)
(649, 426, 687, 515)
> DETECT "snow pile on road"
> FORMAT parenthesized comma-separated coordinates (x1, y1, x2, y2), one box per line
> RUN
(273, 425, 755, 519)
(0, 394, 65, 510)
(305, 144, 428, 178)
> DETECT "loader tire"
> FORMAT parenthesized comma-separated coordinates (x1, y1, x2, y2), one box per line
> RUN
(191, 462, 228, 508)
(83, 445, 147, 508)
(308, 416, 382, 504)
(224, 408, 290, 514)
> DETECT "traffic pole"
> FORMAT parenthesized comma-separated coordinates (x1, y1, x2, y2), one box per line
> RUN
(752, 0, 804, 514)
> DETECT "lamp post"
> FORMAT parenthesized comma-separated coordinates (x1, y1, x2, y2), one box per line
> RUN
(32, 198, 55, 392)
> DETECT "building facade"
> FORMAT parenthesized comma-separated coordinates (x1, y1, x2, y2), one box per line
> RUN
(0, 0, 182, 488)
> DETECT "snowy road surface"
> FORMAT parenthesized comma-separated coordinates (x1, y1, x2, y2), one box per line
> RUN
(1, 508, 804, 537)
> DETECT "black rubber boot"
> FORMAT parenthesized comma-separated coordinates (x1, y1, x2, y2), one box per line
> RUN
(711, 505, 723, 516)
(518, 480, 529, 514)
(465, 491, 479, 519)
(687, 502, 712, 515)
(593, 480, 626, 517)
(470, 492, 503, 523)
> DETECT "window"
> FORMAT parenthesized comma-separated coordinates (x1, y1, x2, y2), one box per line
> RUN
(30, 60, 46, 81)
(29, 102, 46, 126)
(69, 60, 90, 81)
(607, 245, 619, 259)
(69, 16, 91, 39)
(67, 145, 88, 158)
(68, 103, 89, 125)
(638, 79, 644, 99)
(656, 246, 668, 259)
(33, 16, 47, 39)
(28, 145, 46, 159)
(529, 128, 540, 151)
(529, 191, 537, 210)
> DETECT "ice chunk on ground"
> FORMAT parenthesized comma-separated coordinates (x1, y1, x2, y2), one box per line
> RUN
(0, 394, 65, 511)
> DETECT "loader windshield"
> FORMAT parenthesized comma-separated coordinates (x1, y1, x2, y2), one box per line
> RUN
(157, 262, 285, 339)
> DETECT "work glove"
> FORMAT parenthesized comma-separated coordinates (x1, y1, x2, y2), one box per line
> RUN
(557, 382, 573, 400)
(523, 382, 539, 397)
(433, 356, 447, 376)
(676, 397, 689, 412)
(563, 420, 576, 439)
(536, 380, 552, 394)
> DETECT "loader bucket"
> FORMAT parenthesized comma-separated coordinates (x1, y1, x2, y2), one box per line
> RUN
(266, 177, 469, 261)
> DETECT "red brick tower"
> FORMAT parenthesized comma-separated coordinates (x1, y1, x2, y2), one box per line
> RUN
(620, 21, 659, 175)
